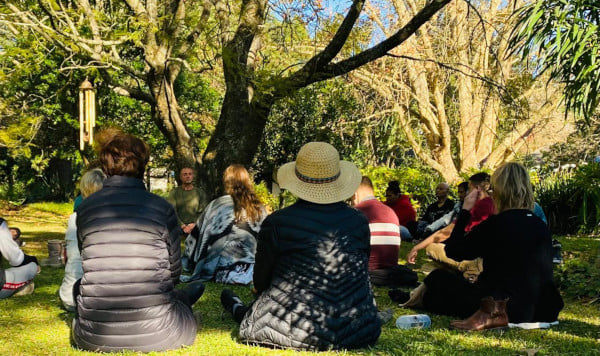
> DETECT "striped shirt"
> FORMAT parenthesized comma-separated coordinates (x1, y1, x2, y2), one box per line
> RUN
(355, 197, 401, 270)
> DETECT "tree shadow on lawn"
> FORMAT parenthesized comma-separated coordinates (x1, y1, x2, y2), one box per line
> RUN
(553, 317, 600, 339)
(376, 331, 519, 355)
(21, 230, 66, 244)
(377, 325, 599, 355)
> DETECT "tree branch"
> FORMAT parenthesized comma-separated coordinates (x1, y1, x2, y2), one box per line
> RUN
(298, 0, 366, 73)
(285, 0, 452, 90)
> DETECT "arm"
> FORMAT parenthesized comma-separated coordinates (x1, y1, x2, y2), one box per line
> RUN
(0, 221, 24, 266)
(444, 189, 488, 261)
(406, 223, 453, 264)
(166, 189, 185, 227)
(533, 203, 548, 225)
(64, 213, 83, 277)
(0, 221, 37, 267)
(165, 204, 182, 284)
(444, 209, 491, 261)
(253, 218, 278, 294)
(426, 207, 456, 232)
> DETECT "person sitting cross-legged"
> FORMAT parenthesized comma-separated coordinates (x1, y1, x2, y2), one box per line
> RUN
(415, 182, 455, 239)
(406, 173, 495, 282)
(72, 129, 205, 353)
(59, 168, 106, 312)
(181, 164, 267, 285)
(220, 142, 381, 351)
(422, 181, 468, 237)
(1, 218, 39, 299)
(422, 162, 563, 330)
(167, 166, 208, 236)
(352, 176, 417, 288)
(384, 180, 417, 241)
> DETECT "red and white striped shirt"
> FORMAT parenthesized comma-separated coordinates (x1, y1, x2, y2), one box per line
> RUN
(355, 197, 401, 270)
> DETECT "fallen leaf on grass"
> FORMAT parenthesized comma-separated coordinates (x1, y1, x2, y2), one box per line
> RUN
(520, 348, 540, 356)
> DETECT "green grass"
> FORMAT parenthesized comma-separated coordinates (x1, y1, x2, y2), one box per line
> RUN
(26, 201, 75, 216)
(1, 204, 599, 355)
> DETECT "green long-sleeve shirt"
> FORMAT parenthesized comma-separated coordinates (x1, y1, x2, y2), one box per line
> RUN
(166, 186, 207, 225)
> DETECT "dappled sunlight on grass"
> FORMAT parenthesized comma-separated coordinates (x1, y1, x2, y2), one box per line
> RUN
(0, 204, 599, 355)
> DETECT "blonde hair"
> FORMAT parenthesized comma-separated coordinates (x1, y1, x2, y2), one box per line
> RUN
(491, 162, 534, 213)
(80, 168, 107, 198)
(223, 164, 263, 223)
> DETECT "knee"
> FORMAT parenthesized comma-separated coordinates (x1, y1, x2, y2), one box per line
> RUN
(24, 262, 39, 279)
(423, 268, 453, 287)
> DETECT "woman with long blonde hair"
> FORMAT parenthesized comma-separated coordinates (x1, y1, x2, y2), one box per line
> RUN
(182, 164, 266, 284)
(421, 162, 563, 331)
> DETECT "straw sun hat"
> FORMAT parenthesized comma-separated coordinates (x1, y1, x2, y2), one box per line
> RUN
(277, 142, 361, 204)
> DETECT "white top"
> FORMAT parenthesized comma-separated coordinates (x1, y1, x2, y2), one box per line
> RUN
(59, 213, 83, 310)
(0, 220, 24, 266)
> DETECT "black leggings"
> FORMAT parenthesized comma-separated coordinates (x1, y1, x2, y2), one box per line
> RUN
(422, 269, 484, 318)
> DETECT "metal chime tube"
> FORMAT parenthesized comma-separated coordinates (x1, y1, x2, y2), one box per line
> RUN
(89, 90, 95, 146)
(86, 90, 91, 142)
(79, 79, 96, 150)
(79, 89, 85, 150)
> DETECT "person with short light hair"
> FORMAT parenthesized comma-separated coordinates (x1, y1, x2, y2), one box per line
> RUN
(352, 176, 417, 288)
(59, 168, 106, 311)
(79, 168, 106, 198)
(167, 167, 208, 235)
(422, 162, 563, 331)
(415, 182, 455, 238)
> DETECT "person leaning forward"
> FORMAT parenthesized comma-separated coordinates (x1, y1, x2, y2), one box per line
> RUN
(167, 167, 208, 235)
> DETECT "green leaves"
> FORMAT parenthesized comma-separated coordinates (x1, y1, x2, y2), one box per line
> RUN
(510, 0, 600, 120)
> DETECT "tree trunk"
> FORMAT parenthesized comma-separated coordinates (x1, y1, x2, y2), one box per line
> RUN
(200, 85, 273, 197)
(147, 66, 200, 177)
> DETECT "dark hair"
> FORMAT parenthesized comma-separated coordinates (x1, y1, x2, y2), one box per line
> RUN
(469, 172, 490, 185)
(10, 227, 21, 239)
(360, 176, 374, 190)
(386, 180, 401, 194)
(458, 181, 469, 191)
(98, 130, 149, 179)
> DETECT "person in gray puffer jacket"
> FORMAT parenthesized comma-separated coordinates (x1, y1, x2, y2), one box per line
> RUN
(221, 142, 381, 351)
(72, 129, 204, 353)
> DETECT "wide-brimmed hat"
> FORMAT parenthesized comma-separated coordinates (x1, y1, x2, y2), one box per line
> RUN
(277, 142, 361, 204)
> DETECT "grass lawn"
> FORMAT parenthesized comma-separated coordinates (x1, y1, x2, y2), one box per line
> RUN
(1, 203, 599, 355)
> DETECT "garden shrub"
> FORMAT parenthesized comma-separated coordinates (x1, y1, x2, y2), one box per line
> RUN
(254, 181, 280, 212)
(361, 165, 444, 210)
(0, 178, 28, 205)
(253, 166, 444, 212)
(554, 258, 600, 301)
(536, 163, 600, 235)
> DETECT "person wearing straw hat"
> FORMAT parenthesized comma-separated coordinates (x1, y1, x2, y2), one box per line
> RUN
(221, 142, 381, 351)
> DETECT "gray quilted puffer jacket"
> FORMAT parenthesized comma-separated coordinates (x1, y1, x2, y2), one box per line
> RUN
(73, 176, 196, 352)
(239, 200, 381, 351)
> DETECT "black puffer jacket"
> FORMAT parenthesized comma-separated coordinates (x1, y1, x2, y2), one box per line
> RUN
(239, 200, 381, 351)
(73, 176, 196, 352)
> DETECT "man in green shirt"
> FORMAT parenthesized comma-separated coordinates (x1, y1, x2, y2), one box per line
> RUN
(167, 167, 208, 234)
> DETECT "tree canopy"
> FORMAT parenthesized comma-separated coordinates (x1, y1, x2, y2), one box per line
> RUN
(349, 0, 573, 182)
(0, 0, 453, 194)
(510, 0, 600, 120)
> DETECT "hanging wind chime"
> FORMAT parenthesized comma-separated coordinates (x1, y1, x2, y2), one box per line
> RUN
(79, 79, 96, 150)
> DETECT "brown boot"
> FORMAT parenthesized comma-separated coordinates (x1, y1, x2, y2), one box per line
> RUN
(450, 296, 508, 331)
